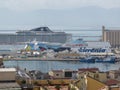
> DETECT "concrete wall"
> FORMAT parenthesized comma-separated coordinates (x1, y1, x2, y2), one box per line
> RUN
(0, 71, 16, 81)
(0, 68, 16, 81)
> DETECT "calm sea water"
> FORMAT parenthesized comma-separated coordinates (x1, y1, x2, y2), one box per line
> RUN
(65, 30, 102, 41)
(0, 45, 24, 50)
(3, 60, 120, 73)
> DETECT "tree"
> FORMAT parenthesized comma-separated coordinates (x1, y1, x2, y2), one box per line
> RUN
(21, 80, 26, 84)
(47, 80, 52, 85)
(61, 80, 65, 86)
(34, 81, 39, 85)
(55, 85, 61, 90)
(71, 87, 76, 90)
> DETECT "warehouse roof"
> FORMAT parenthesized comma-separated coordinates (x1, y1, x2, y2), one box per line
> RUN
(0, 82, 20, 89)
(0, 68, 16, 72)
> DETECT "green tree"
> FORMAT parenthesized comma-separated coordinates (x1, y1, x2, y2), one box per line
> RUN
(34, 81, 39, 85)
(71, 87, 76, 90)
(21, 80, 26, 84)
(47, 80, 52, 85)
(55, 85, 61, 90)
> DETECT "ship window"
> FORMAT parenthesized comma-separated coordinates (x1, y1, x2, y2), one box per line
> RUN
(41, 28, 44, 31)
(56, 74, 59, 76)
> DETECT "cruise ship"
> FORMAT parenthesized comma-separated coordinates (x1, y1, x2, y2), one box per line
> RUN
(0, 27, 72, 44)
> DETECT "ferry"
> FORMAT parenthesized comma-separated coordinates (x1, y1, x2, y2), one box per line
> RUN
(24, 39, 62, 51)
(79, 55, 116, 63)
(80, 56, 95, 63)
(24, 38, 113, 56)
(64, 38, 113, 57)
(24, 38, 84, 51)
(95, 56, 116, 63)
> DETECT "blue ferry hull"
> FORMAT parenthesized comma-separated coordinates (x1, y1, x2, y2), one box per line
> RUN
(95, 57, 116, 63)
(80, 56, 116, 63)
(80, 57, 95, 63)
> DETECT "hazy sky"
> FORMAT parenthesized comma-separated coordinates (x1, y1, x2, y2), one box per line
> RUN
(0, 0, 120, 30)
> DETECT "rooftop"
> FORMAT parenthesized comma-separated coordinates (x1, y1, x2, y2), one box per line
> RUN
(78, 68, 99, 73)
(0, 68, 16, 72)
(0, 82, 20, 89)
(105, 79, 120, 86)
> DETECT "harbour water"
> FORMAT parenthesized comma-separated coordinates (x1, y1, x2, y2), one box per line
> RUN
(2, 29, 119, 73)
(3, 60, 120, 73)
(64, 29, 102, 41)
(0, 44, 24, 51)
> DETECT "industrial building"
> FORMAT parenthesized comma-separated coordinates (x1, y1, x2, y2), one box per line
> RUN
(0, 68, 16, 82)
(0, 68, 21, 90)
(102, 26, 120, 48)
(0, 27, 72, 44)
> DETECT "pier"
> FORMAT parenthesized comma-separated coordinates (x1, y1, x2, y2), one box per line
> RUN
(8, 58, 80, 61)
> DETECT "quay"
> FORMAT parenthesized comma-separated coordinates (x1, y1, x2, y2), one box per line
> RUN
(5, 56, 120, 63)
(7, 58, 80, 61)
